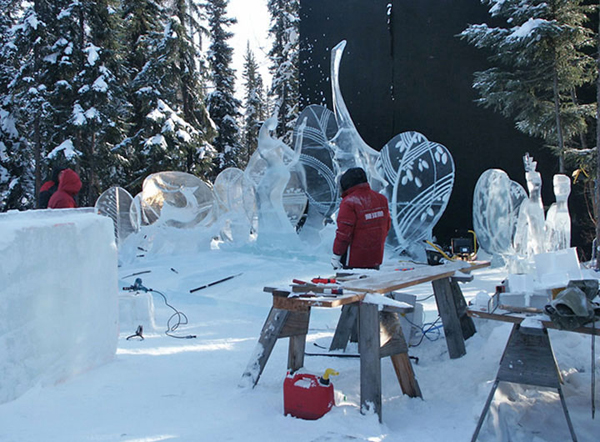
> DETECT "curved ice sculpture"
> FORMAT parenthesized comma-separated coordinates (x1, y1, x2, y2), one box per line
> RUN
(94, 186, 136, 247)
(473, 169, 527, 256)
(130, 171, 214, 229)
(545, 174, 571, 252)
(213, 168, 254, 242)
(379, 131, 454, 255)
(329, 40, 387, 193)
(244, 117, 307, 246)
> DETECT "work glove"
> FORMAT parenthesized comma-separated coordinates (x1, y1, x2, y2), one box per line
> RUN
(331, 254, 343, 270)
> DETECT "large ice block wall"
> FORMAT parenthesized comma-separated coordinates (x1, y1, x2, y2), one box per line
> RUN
(0, 209, 118, 404)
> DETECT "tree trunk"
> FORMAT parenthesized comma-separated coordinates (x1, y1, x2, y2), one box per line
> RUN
(552, 67, 565, 173)
(596, 4, 600, 268)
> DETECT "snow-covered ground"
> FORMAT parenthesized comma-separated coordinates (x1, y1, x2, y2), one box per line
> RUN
(1, 212, 599, 441)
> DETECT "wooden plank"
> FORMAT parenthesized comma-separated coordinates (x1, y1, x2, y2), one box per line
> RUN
(497, 325, 560, 388)
(458, 260, 490, 272)
(449, 277, 477, 340)
(390, 353, 423, 398)
(272, 293, 365, 310)
(240, 307, 290, 388)
(432, 277, 466, 359)
(359, 302, 382, 422)
(272, 296, 310, 312)
(280, 310, 310, 337)
(468, 309, 600, 336)
(288, 334, 307, 372)
(343, 269, 457, 294)
(329, 304, 359, 351)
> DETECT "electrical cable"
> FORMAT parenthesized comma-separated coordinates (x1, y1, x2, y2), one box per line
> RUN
(149, 288, 196, 339)
(122, 278, 195, 339)
(409, 316, 443, 347)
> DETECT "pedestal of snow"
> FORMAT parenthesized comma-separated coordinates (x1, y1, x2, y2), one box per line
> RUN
(0, 209, 118, 404)
(119, 292, 157, 333)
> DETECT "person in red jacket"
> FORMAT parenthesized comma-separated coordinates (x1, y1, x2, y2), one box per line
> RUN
(48, 168, 82, 209)
(332, 167, 391, 270)
(37, 167, 65, 208)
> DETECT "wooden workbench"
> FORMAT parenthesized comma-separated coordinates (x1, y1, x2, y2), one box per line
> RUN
(240, 261, 489, 422)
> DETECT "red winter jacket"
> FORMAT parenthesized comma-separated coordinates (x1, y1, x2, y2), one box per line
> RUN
(48, 169, 82, 209)
(333, 183, 391, 269)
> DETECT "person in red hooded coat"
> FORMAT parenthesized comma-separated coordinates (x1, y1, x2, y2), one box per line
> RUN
(332, 167, 391, 270)
(48, 168, 82, 209)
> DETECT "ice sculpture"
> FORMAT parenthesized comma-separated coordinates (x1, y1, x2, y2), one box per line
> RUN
(294, 105, 339, 242)
(329, 40, 387, 193)
(243, 119, 308, 232)
(213, 167, 254, 242)
(544, 174, 571, 252)
(94, 186, 136, 248)
(245, 116, 307, 247)
(513, 154, 545, 257)
(129, 171, 214, 229)
(472, 169, 527, 257)
(378, 131, 454, 257)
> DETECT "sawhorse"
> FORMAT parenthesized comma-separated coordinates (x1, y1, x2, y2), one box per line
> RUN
(471, 323, 578, 441)
(240, 292, 421, 422)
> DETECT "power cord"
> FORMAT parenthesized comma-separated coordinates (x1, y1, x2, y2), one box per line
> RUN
(123, 278, 196, 339)
(405, 315, 442, 347)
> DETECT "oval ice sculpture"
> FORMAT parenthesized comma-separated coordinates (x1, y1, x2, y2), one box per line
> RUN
(296, 104, 339, 218)
(472, 169, 527, 257)
(94, 186, 136, 247)
(130, 171, 214, 229)
(379, 131, 455, 254)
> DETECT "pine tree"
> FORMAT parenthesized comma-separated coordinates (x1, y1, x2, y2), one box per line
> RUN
(120, 0, 172, 190)
(1, 0, 62, 210)
(0, 0, 21, 210)
(267, 0, 299, 143)
(150, 0, 215, 178)
(241, 42, 266, 167)
(206, 0, 242, 177)
(460, 0, 596, 173)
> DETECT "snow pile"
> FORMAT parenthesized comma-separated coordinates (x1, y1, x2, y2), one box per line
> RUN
(0, 209, 119, 404)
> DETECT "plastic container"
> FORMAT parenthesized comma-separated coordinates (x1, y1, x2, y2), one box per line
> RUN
(283, 371, 335, 420)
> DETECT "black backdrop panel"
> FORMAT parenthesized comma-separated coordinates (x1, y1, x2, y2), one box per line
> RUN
(299, 0, 563, 248)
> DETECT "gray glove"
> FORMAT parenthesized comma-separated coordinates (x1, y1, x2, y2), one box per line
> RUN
(331, 254, 343, 270)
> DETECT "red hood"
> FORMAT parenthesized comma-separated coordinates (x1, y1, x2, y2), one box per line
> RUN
(58, 169, 82, 196)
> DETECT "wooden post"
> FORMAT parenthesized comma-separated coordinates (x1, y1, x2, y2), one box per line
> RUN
(432, 277, 467, 358)
(449, 277, 477, 340)
(390, 353, 422, 398)
(358, 302, 382, 422)
(330, 304, 359, 351)
(240, 307, 290, 388)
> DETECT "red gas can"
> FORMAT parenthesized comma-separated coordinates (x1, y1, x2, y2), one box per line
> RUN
(283, 371, 335, 420)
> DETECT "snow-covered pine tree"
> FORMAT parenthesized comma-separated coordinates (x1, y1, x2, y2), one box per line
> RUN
(241, 42, 266, 167)
(120, 0, 173, 190)
(141, 0, 216, 179)
(460, 0, 596, 173)
(51, 0, 130, 206)
(1, 0, 62, 210)
(267, 0, 299, 143)
(206, 0, 242, 176)
(0, 0, 22, 210)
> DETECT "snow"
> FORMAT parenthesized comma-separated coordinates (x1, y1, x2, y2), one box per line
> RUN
(509, 18, 549, 40)
(0, 210, 599, 441)
(48, 139, 78, 159)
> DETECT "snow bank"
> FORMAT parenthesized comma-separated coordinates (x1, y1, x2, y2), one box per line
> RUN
(0, 209, 119, 404)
